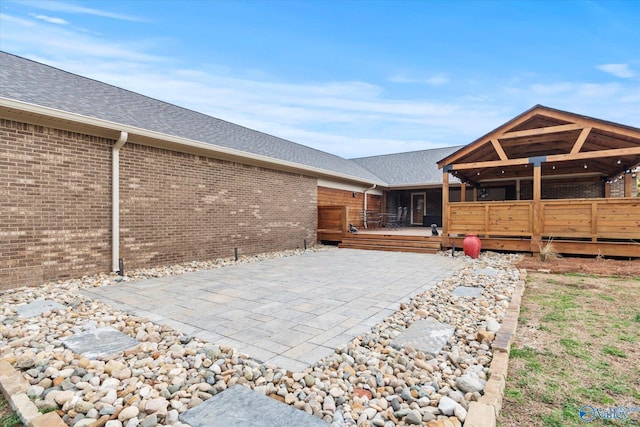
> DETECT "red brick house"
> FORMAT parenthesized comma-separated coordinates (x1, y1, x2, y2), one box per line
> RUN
(1, 52, 638, 288)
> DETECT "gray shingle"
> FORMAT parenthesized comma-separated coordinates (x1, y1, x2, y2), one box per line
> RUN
(351, 146, 463, 186)
(0, 52, 384, 184)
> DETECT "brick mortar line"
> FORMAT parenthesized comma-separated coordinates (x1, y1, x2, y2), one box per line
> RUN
(463, 269, 527, 427)
(0, 359, 66, 427)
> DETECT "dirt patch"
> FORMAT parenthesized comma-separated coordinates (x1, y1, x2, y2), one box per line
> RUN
(499, 272, 640, 426)
(517, 255, 640, 278)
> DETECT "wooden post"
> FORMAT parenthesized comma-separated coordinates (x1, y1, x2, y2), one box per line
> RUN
(342, 206, 349, 238)
(605, 181, 611, 198)
(460, 184, 466, 203)
(442, 171, 450, 246)
(531, 164, 542, 253)
(624, 171, 633, 197)
(473, 187, 478, 201)
(591, 201, 598, 242)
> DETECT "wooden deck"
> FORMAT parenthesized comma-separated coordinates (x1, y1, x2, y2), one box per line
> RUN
(339, 228, 442, 254)
(318, 206, 442, 253)
(319, 201, 640, 258)
(443, 198, 640, 258)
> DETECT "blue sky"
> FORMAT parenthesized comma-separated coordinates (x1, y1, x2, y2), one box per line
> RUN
(1, 0, 639, 158)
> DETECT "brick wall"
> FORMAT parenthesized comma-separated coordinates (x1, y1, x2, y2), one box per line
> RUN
(1, 119, 112, 289)
(1, 119, 318, 289)
(513, 179, 603, 200)
(119, 143, 317, 268)
(542, 178, 603, 199)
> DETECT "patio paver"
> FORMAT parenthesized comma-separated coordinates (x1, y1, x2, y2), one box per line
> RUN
(83, 249, 463, 372)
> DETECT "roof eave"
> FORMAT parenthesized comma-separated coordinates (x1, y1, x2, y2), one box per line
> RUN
(0, 97, 387, 187)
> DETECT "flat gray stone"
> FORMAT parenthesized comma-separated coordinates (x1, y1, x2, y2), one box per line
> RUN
(392, 317, 455, 356)
(179, 385, 329, 427)
(15, 299, 65, 317)
(472, 267, 500, 276)
(61, 326, 139, 359)
(451, 286, 483, 298)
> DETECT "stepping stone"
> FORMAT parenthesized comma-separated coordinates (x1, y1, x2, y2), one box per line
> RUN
(179, 384, 329, 427)
(452, 286, 483, 298)
(15, 299, 65, 317)
(472, 267, 500, 276)
(392, 317, 455, 357)
(61, 326, 139, 359)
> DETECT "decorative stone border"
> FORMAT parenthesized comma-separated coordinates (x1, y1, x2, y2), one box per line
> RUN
(0, 359, 66, 427)
(464, 269, 526, 427)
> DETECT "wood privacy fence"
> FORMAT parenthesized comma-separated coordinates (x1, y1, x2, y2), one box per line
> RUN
(447, 198, 640, 241)
(318, 206, 348, 242)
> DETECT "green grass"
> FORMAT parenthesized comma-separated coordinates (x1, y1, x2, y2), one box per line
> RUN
(603, 345, 627, 358)
(0, 395, 21, 427)
(500, 272, 640, 427)
(619, 333, 637, 343)
(559, 338, 590, 360)
(505, 389, 524, 404)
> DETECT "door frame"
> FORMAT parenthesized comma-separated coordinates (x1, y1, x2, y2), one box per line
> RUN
(410, 192, 426, 225)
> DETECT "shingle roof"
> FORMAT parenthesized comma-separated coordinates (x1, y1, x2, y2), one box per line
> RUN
(351, 146, 463, 186)
(0, 52, 384, 184)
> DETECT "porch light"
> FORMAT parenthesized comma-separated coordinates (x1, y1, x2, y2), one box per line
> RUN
(584, 163, 588, 169)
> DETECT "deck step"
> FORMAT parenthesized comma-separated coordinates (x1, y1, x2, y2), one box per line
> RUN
(339, 235, 441, 254)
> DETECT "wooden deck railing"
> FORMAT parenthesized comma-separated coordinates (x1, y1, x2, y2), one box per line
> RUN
(540, 198, 640, 241)
(448, 201, 533, 237)
(447, 198, 640, 241)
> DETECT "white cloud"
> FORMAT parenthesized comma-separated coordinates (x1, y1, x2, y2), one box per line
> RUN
(530, 82, 574, 95)
(31, 14, 68, 25)
(15, 0, 144, 22)
(0, 13, 163, 62)
(389, 74, 449, 85)
(2, 7, 639, 158)
(596, 63, 636, 78)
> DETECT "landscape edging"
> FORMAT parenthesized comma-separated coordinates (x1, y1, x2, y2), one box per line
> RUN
(463, 269, 526, 427)
(0, 359, 67, 427)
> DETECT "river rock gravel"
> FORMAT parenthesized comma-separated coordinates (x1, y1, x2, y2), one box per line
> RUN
(1, 247, 522, 426)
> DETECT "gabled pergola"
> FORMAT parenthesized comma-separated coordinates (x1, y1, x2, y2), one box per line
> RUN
(437, 105, 640, 257)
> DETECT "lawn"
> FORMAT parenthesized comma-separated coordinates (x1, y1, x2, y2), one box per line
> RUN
(499, 271, 640, 426)
(0, 394, 21, 427)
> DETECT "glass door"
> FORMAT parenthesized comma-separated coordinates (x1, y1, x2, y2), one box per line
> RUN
(411, 192, 426, 225)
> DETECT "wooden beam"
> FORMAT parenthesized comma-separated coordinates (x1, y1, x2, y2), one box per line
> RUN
(491, 139, 508, 160)
(500, 123, 584, 139)
(570, 127, 592, 154)
(531, 164, 542, 252)
(625, 172, 634, 197)
(535, 109, 640, 141)
(452, 158, 530, 170)
(442, 172, 450, 246)
(547, 146, 640, 162)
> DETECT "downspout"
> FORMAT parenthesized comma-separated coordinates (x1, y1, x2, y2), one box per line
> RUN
(112, 131, 128, 272)
(363, 184, 377, 229)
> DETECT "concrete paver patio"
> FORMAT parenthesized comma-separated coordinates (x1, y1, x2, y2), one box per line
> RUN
(83, 249, 464, 372)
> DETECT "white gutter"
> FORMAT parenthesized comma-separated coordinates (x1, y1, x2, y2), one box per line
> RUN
(112, 131, 128, 272)
(362, 184, 377, 229)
